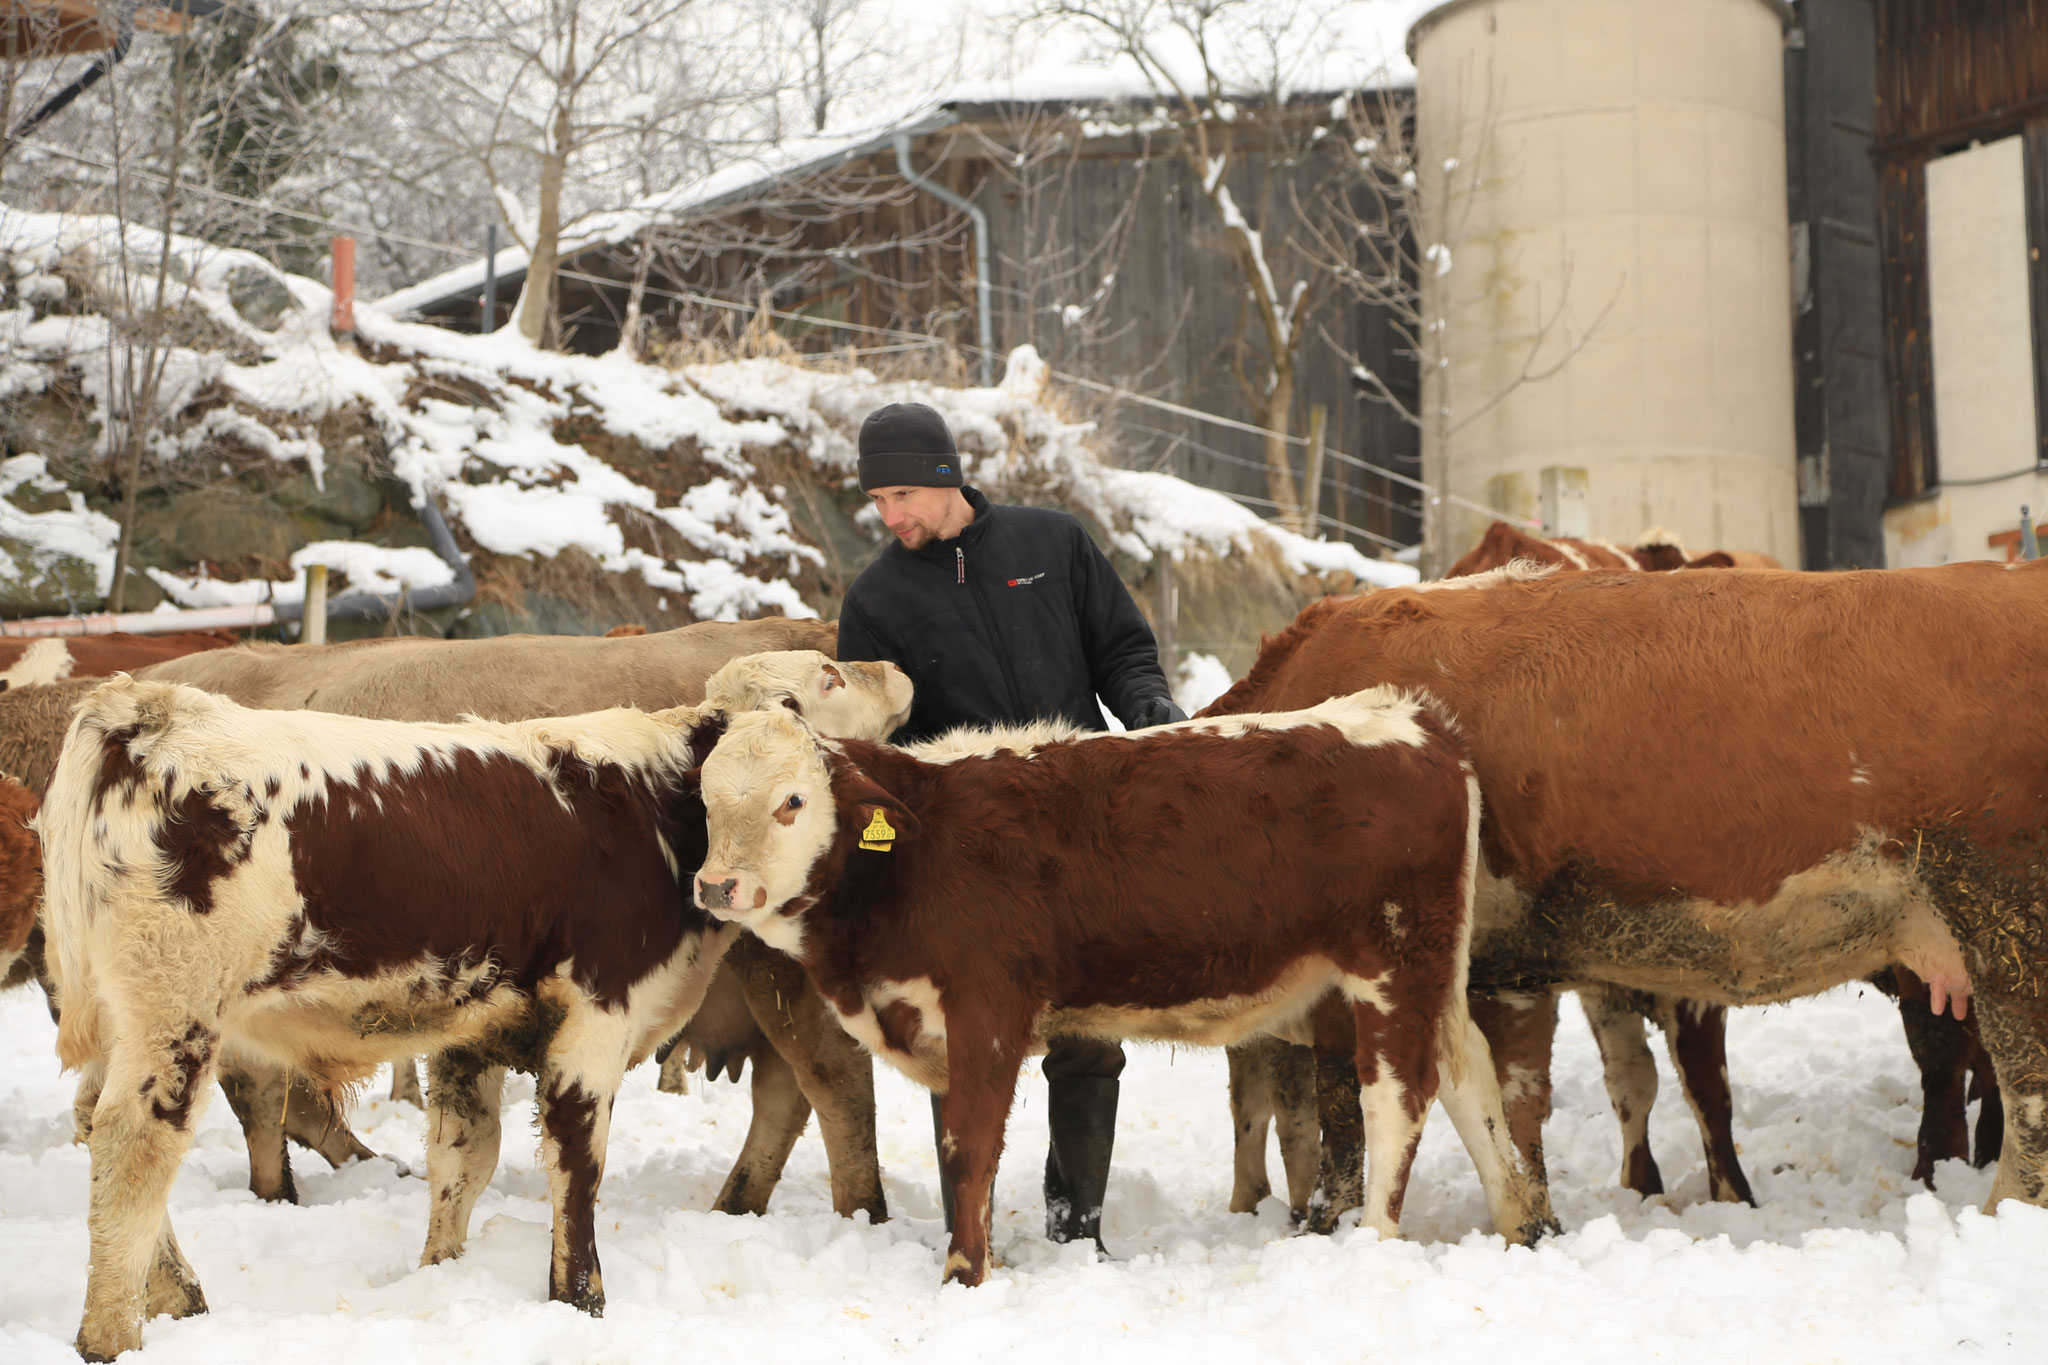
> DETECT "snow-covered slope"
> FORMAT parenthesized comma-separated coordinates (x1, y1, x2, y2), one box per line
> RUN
(2, 985, 2041, 1362)
(1, 208, 1411, 626)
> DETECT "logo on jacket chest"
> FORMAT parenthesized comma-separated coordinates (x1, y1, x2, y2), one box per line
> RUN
(1005, 572, 1045, 587)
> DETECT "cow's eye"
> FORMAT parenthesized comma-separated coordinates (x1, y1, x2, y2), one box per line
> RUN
(785, 794, 805, 811)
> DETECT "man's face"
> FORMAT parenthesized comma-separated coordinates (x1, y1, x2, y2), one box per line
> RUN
(869, 485, 960, 551)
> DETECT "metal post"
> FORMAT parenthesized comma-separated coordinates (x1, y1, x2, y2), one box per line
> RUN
(302, 564, 328, 645)
(482, 223, 498, 334)
(1301, 404, 1328, 536)
(2024, 504, 2039, 561)
(1156, 555, 1178, 683)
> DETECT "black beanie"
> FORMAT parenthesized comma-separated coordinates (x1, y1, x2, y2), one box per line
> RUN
(857, 402, 963, 491)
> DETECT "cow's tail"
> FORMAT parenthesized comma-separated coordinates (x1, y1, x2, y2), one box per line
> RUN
(1434, 763, 1485, 1090)
(37, 674, 185, 1071)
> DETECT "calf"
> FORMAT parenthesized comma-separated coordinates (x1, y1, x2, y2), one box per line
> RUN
(691, 697, 1557, 1287)
(41, 661, 908, 1361)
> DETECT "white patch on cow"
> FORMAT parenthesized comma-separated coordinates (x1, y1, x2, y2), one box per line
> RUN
(1383, 901, 1407, 939)
(832, 976, 950, 1091)
(1045, 955, 1353, 1052)
(1339, 969, 1393, 1012)
(1633, 525, 1688, 554)
(0, 637, 73, 690)
(1553, 542, 1594, 570)
(1413, 561, 1560, 591)
(1500, 1061, 1542, 1108)
(907, 718, 1083, 763)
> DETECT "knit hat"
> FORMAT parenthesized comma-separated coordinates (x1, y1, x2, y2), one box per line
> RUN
(857, 402, 963, 491)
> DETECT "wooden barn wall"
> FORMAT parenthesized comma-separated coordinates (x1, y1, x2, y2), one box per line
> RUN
(444, 119, 1422, 555)
(1786, 0, 1887, 569)
(957, 128, 1421, 553)
(1874, 0, 2048, 503)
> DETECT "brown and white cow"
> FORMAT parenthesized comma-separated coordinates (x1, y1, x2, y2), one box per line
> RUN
(40, 658, 909, 1361)
(0, 776, 40, 986)
(1445, 521, 1770, 578)
(0, 630, 240, 693)
(1204, 560, 2048, 1223)
(690, 697, 1558, 1288)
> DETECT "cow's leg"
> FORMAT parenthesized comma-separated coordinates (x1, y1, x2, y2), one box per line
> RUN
(1438, 1005, 1559, 1245)
(1891, 967, 1973, 1187)
(422, 1050, 506, 1266)
(1270, 1040, 1322, 1215)
(1973, 1054, 2004, 1168)
(76, 1022, 218, 1362)
(712, 1040, 811, 1217)
(1351, 1003, 1436, 1240)
(390, 1057, 425, 1107)
(1469, 987, 1558, 1194)
(1227, 1037, 1321, 1216)
(217, 1056, 296, 1204)
(1304, 994, 1364, 1234)
(1653, 998, 1756, 1204)
(1226, 1039, 1278, 1212)
(937, 1020, 1030, 1287)
(1923, 835, 2048, 1211)
(1579, 986, 1664, 1196)
(284, 1072, 381, 1170)
(71, 1056, 105, 1145)
(539, 1009, 629, 1315)
(734, 941, 887, 1221)
(143, 1221, 206, 1323)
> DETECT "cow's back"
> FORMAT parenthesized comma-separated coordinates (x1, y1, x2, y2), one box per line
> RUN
(141, 616, 837, 722)
(1210, 562, 2048, 905)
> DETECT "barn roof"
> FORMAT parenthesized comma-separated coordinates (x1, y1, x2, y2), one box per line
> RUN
(375, 66, 1410, 322)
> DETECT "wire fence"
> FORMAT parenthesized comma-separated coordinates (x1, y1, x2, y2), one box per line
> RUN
(10, 146, 1537, 552)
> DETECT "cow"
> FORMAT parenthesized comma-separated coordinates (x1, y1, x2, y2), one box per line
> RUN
(689, 697, 1558, 1288)
(1202, 560, 2048, 1225)
(0, 630, 240, 692)
(1444, 520, 1771, 579)
(0, 618, 892, 1220)
(0, 776, 39, 986)
(40, 656, 910, 1361)
(134, 616, 889, 1220)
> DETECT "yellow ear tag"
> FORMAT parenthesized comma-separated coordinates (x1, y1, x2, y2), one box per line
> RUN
(859, 808, 896, 852)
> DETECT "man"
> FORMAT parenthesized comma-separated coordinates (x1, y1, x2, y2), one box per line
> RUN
(835, 400, 1185, 1252)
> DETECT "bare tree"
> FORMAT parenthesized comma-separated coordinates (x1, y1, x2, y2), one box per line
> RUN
(1297, 78, 1617, 572)
(333, 0, 746, 346)
(1027, 0, 1351, 525)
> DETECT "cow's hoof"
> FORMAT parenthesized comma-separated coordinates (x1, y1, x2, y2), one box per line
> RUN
(75, 1317, 141, 1363)
(941, 1251, 986, 1286)
(551, 1273, 604, 1317)
(1517, 1215, 1564, 1246)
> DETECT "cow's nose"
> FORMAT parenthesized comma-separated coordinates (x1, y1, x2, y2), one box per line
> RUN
(698, 876, 736, 910)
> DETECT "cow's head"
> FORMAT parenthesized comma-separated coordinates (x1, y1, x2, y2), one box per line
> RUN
(693, 709, 915, 953)
(702, 650, 912, 741)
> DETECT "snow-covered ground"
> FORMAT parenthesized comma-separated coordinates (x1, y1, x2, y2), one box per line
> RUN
(3, 984, 2042, 1363)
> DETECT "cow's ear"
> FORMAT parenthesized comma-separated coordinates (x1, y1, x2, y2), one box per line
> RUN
(837, 772, 918, 849)
(818, 662, 846, 693)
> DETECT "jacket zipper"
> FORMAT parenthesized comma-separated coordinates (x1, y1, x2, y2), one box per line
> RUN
(959, 545, 1026, 716)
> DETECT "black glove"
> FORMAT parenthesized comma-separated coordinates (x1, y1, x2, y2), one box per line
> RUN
(1129, 695, 1188, 729)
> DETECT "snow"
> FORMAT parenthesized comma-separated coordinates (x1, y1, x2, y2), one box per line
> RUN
(4, 206, 1408, 623)
(1173, 651, 1236, 714)
(4, 983, 2043, 1362)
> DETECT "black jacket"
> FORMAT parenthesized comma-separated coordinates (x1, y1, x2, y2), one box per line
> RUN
(836, 488, 1172, 743)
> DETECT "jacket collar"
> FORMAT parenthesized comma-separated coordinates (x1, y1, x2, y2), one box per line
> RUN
(902, 486, 995, 563)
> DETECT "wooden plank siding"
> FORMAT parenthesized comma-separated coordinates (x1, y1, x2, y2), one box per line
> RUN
(1874, 0, 2048, 502)
(483, 108, 1422, 554)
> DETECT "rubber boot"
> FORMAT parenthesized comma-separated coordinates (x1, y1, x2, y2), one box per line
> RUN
(1044, 1075, 1118, 1251)
(930, 1092, 956, 1232)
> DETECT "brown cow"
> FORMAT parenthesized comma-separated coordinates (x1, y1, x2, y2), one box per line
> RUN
(1445, 521, 1765, 579)
(1205, 561, 2048, 1223)
(0, 776, 39, 985)
(0, 630, 239, 690)
(691, 698, 1557, 1288)
(41, 660, 910, 1360)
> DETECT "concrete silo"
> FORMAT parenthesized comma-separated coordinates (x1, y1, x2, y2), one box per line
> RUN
(1406, 0, 1799, 567)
